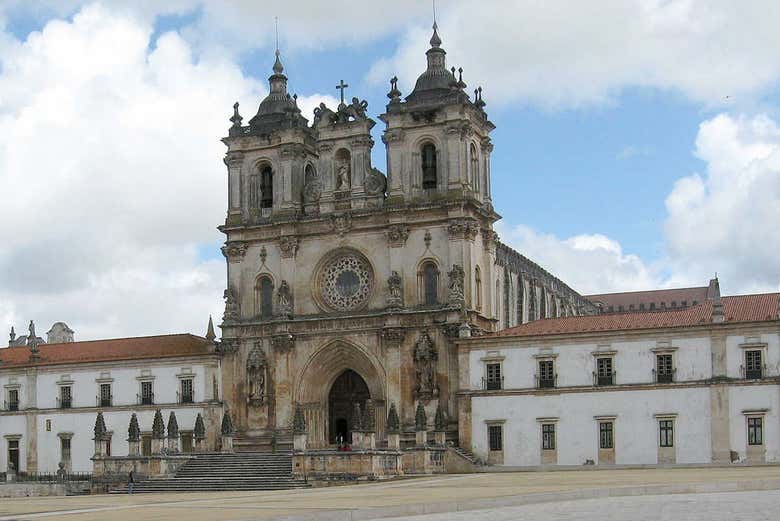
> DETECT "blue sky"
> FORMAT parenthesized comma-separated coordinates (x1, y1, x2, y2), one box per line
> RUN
(0, 1, 778, 339)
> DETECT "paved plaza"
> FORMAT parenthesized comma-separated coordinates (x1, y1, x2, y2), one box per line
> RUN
(0, 467, 778, 521)
(384, 490, 779, 521)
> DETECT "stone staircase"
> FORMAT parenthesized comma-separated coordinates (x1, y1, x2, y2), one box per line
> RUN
(450, 446, 482, 466)
(112, 452, 310, 493)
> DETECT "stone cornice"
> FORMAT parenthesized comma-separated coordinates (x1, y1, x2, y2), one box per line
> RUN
(455, 320, 780, 351)
(0, 354, 220, 375)
(459, 376, 780, 398)
(0, 400, 223, 417)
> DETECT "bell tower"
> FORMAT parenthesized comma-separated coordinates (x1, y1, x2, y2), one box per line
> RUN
(380, 23, 495, 209)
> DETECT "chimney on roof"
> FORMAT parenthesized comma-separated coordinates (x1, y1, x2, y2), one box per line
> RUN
(707, 277, 720, 301)
(711, 289, 724, 324)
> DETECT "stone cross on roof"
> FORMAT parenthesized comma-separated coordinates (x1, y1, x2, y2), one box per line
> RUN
(336, 79, 349, 106)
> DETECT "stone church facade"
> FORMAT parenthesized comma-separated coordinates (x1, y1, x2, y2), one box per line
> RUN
(217, 25, 593, 449)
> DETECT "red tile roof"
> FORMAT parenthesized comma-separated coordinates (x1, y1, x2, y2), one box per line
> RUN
(0, 334, 214, 369)
(494, 293, 780, 338)
(585, 286, 709, 311)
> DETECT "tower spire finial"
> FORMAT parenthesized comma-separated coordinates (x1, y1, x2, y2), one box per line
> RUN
(272, 17, 284, 75)
(429, 1, 442, 48)
(275, 16, 279, 54)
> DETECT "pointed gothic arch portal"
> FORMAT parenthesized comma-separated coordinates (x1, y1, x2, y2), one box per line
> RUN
(328, 369, 370, 444)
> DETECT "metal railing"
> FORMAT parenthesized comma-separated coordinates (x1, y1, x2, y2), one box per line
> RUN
(97, 395, 113, 407)
(535, 374, 557, 389)
(57, 397, 72, 409)
(4, 400, 19, 411)
(137, 393, 155, 406)
(593, 372, 616, 386)
(741, 364, 766, 380)
(481, 377, 504, 391)
(652, 368, 676, 384)
(177, 391, 194, 404)
(11, 471, 92, 483)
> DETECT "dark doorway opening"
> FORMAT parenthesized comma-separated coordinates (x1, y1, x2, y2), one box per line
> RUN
(328, 369, 370, 444)
(8, 440, 19, 472)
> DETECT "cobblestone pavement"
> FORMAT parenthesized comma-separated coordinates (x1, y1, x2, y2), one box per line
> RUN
(384, 490, 779, 521)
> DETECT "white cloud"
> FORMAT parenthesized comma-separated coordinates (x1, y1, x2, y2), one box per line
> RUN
(498, 113, 780, 298)
(368, 0, 780, 108)
(0, 4, 263, 339)
(496, 223, 661, 295)
(664, 113, 780, 294)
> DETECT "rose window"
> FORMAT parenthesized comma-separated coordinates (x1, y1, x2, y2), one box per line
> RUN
(320, 253, 373, 311)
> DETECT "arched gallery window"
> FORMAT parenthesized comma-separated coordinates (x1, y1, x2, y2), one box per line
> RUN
(420, 261, 439, 306)
(470, 142, 480, 192)
(255, 276, 274, 319)
(474, 266, 482, 310)
(260, 166, 273, 209)
(249, 173, 260, 209)
(421, 143, 437, 189)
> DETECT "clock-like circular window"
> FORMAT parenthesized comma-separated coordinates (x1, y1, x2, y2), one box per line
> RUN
(319, 251, 374, 311)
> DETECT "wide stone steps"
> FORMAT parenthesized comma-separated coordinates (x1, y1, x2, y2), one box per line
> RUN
(112, 452, 310, 493)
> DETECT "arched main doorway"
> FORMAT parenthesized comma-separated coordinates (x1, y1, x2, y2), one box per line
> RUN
(328, 369, 370, 444)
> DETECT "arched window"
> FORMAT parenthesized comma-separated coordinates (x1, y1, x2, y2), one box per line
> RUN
(255, 276, 274, 319)
(470, 143, 480, 192)
(421, 143, 437, 189)
(260, 166, 273, 209)
(540, 288, 547, 319)
(516, 277, 524, 324)
(420, 261, 439, 306)
(474, 266, 482, 310)
(495, 279, 501, 324)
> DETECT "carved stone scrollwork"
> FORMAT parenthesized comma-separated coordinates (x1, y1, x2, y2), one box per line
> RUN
(278, 236, 299, 259)
(414, 331, 439, 401)
(382, 327, 406, 347)
(246, 343, 267, 405)
(331, 213, 352, 237)
(381, 129, 403, 144)
(221, 242, 248, 263)
(386, 224, 410, 247)
(447, 264, 465, 309)
(481, 228, 498, 249)
(223, 153, 244, 168)
(222, 287, 240, 323)
(386, 271, 404, 309)
(271, 333, 295, 352)
(364, 168, 386, 196)
(447, 219, 479, 240)
(217, 338, 239, 356)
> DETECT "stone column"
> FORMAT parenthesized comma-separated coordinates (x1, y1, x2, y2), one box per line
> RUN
(221, 411, 235, 453)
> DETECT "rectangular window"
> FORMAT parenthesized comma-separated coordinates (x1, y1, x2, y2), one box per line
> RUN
(180, 379, 194, 403)
(538, 360, 555, 388)
(488, 425, 503, 451)
(659, 420, 674, 447)
(105, 436, 112, 457)
(597, 357, 614, 386)
(141, 435, 152, 456)
(60, 386, 72, 409)
(745, 350, 763, 379)
(599, 421, 614, 449)
(100, 383, 112, 407)
(8, 389, 19, 411)
(748, 417, 763, 446)
(485, 363, 502, 390)
(656, 354, 674, 383)
(60, 438, 72, 462)
(140, 381, 153, 405)
(542, 423, 556, 450)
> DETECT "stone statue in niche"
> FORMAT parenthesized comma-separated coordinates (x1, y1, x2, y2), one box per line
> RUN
(414, 331, 439, 400)
(447, 264, 465, 308)
(246, 344, 267, 405)
(387, 271, 403, 309)
(223, 287, 239, 322)
(276, 280, 293, 317)
(336, 161, 351, 190)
